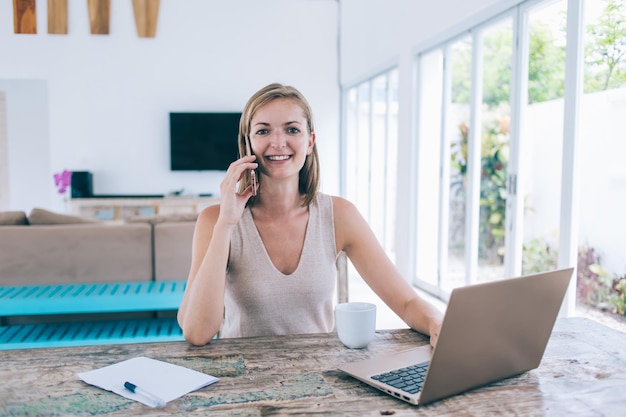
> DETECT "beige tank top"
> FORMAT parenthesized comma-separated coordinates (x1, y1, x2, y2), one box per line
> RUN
(221, 193, 337, 338)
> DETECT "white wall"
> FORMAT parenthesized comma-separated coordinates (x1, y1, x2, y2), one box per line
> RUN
(0, 80, 50, 211)
(0, 0, 339, 213)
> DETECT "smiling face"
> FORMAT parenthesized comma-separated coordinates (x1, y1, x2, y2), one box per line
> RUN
(237, 83, 321, 206)
(249, 98, 316, 181)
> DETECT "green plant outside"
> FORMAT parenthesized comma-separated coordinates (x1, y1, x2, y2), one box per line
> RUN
(522, 237, 559, 275)
(451, 109, 509, 261)
(521, 238, 626, 316)
(613, 278, 626, 315)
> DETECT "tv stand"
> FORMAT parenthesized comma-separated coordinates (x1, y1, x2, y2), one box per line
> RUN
(69, 195, 219, 221)
(88, 194, 166, 199)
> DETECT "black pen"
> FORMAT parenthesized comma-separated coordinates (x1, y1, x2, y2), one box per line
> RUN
(123, 381, 166, 407)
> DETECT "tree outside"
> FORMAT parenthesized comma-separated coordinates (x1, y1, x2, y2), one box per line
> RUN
(585, 0, 626, 92)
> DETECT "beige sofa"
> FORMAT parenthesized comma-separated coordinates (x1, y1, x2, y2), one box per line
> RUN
(0, 209, 197, 286)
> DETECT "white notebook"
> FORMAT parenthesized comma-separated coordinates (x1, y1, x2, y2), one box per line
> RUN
(78, 356, 219, 407)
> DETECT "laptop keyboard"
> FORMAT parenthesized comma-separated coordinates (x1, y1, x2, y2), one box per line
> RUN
(371, 362, 430, 395)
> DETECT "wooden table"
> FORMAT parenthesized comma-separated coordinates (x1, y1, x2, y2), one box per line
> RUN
(0, 317, 624, 416)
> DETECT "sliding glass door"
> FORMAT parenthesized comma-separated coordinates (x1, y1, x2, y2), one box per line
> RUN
(341, 0, 625, 314)
(519, 0, 567, 277)
(414, 16, 514, 296)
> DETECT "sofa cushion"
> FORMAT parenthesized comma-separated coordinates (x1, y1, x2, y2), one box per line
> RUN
(0, 223, 153, 285)
(28, 208, 97, 225)
(0, 211, 29, 225)
(153, 222, 196, 281)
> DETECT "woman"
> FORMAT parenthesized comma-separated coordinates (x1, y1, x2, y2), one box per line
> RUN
(177, 83, 443, 346)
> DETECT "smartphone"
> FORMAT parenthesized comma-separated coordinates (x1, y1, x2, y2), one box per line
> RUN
(245, 136, 258, 196)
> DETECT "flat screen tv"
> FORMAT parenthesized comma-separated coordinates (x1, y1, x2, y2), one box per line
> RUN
(170, 112, 241, 171)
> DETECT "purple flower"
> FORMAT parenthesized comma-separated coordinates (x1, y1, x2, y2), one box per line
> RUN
(53, 170, 72, 194)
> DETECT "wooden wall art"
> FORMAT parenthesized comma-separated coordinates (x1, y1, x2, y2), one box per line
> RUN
(132, 0, 160, 38)
(13, 0, 37, 34)
(12, 0, 161, 38)
(87, 0, 111, 35)
(47, 0, 68, 34)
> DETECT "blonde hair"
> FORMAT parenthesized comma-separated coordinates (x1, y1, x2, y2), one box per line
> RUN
(237, 83, 320, 206)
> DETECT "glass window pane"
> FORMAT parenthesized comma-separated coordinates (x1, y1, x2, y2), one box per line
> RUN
(385, 70, 399, 261)
(521, 0, 567, 275)
(415, 50, 444, 288)
(444, 36, 472, 292)
(356, 83, 371, 219)
(476, 19, 513, 282)
(370, 75, 388, 244)
(577, 0, 626, 313)
(345, 88, 358, 205)
(344, 71, 399, 260)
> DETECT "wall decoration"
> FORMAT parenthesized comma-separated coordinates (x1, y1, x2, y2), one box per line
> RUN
(13, 0, 37, 34)
(132, 0, 160, 38)
(48, 0, 68, 34)
(87, 0, 110, 35)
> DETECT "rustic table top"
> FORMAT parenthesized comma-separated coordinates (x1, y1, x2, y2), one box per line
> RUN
(0, 317, 624, 416)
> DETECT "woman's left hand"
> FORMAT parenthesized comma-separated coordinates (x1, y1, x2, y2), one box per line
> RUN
(428, 319, 442, 348)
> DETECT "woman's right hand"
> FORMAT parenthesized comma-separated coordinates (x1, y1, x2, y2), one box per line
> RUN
(217, 155, 258, 225)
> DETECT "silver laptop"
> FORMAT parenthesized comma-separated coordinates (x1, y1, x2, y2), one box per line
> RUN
(337, 268, 574, 405)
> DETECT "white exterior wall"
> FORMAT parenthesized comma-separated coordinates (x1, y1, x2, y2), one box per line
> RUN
(524, 89, 626, 275)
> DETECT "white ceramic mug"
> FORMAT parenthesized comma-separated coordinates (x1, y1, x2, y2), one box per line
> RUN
(335, 302, 377, 349)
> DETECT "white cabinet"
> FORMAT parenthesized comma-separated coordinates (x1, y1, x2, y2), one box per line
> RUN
(69, 196, 219, 221)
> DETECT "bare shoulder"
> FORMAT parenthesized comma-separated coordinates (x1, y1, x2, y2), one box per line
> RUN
(191, 204, 222, 252)
(331, 196, 369, 252)
(196, 204, 221, 229)
(330, 195, 360, 220)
